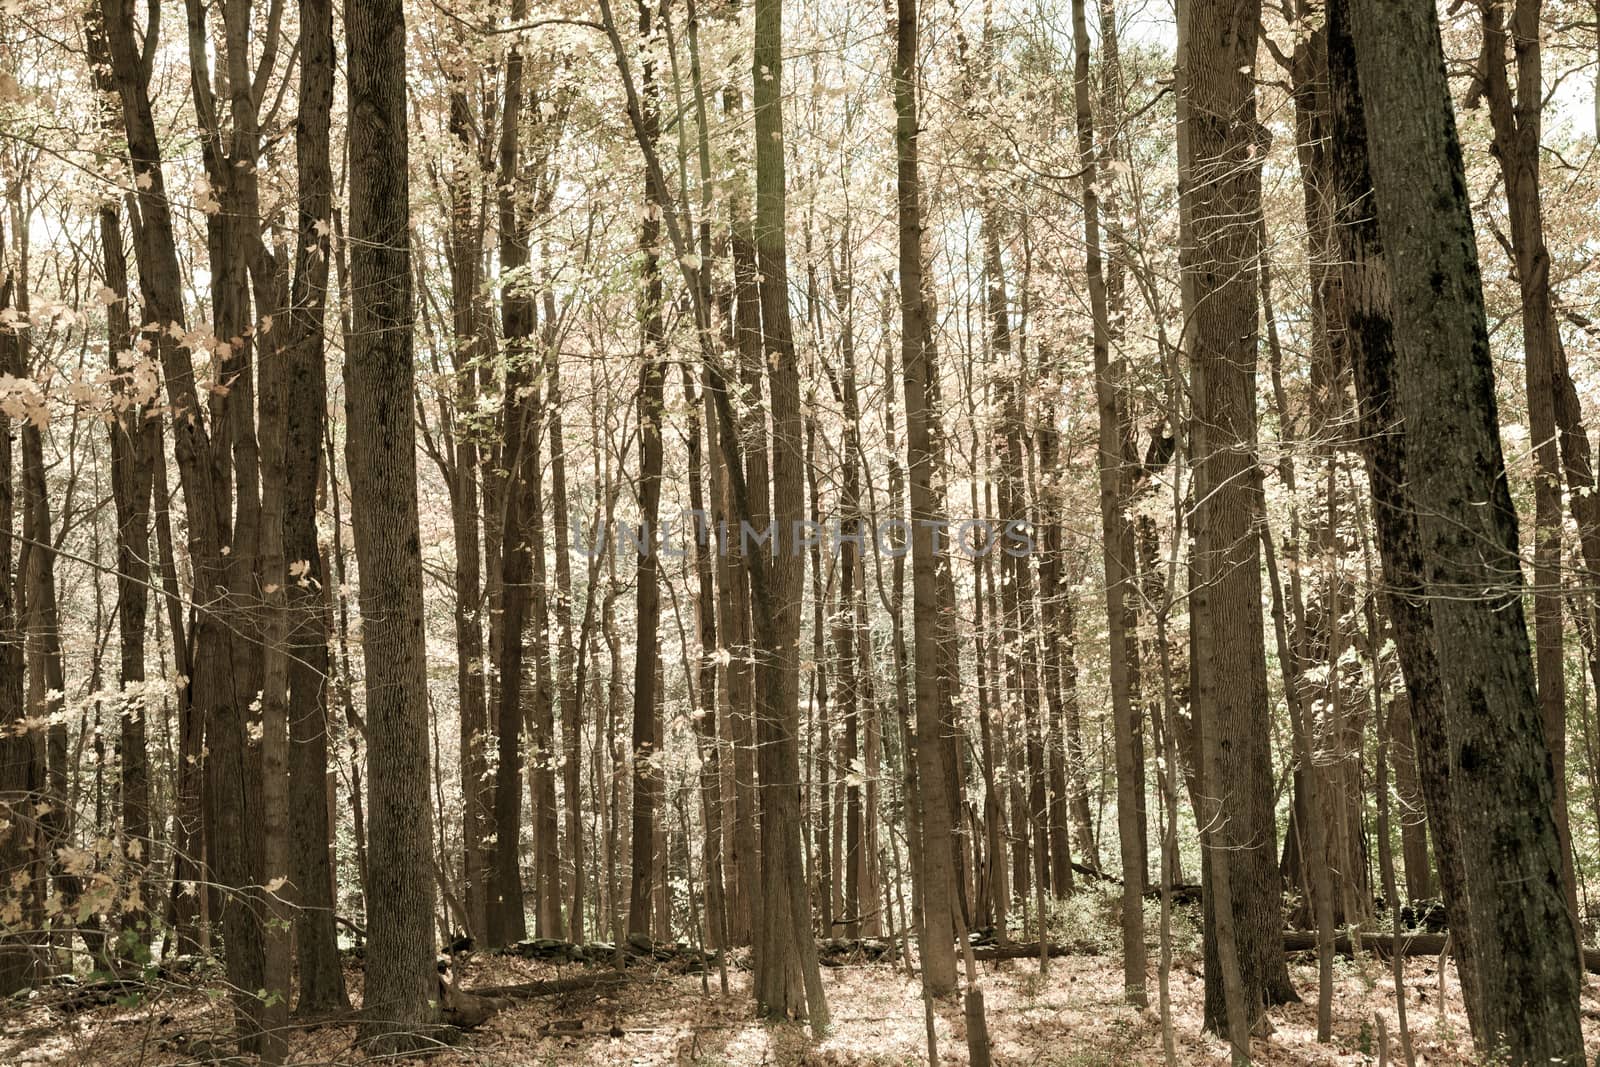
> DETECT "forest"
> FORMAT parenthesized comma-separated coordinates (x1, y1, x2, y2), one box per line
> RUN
(2, 0, 1600, 1062)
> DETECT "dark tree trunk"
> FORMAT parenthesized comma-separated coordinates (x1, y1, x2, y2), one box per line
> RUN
(628, 0, 666, 936)
(0, 265, 43, 995)
(284, 0, 346, 1011)
(1479, 0, 1582, 942)
(443, 84, 492, 944)
(486, 5, 534, 947)
(100, 0, 265, 1041)
(1346, 0, 1584, 1055)
(1324, 0, 1478, 1027)
(1072, 0, 1142, 1003)
(1178, 0, 1292, 1034)
(894, 0, 959, 998)
(344, 0, 439, 1045)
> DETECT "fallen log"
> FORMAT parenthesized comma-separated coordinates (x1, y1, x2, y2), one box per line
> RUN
(817, 936, 901, 966)
(461, 971, 629, 1001)
(495, 934, 720, 972)
(971, 940, 1105, 962)
(438, 970, 630, 1030)
(1281, 930, 1600, 974)
(1069, 863, 1203, 906)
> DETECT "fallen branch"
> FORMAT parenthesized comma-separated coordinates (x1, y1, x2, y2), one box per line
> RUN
(1281, 930, 1600, 974)
(460, 971, 629, 1001)
(1071, 862, 1203, 906)
(971, 940, 1105, 962)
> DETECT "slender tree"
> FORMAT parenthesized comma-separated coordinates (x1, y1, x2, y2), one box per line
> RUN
(344, 0, 439, 1045)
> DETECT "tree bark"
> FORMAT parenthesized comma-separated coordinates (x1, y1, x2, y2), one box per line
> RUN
(1178, 0, 1291, 1033)
(750, 0, 829, 1025)
(284, 0, 345, 1010)
(894, 0, 959, 999)
(344, 0, 439, 1044)
(1346, 0, 1584, 1055)
(1072, 0, 1143, 1005)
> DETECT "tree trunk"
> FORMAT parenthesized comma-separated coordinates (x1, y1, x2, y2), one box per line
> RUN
(1346, 0, 1584, 1055)
(750, 0, 829, 1026)
(284, 0, 346, 1010)
(1178, 0, 1291, 1032)
(1324, 0, 1480, 1027)
(1479, 0, 1582, 944)
(344, 0, 439, 1044)
(0, 263, 43, 995)
(1072, 0, 1144, 1004)
(894, 0, 958, 998)
(628, 0, 666, 936)
(444, 83, 492, 944)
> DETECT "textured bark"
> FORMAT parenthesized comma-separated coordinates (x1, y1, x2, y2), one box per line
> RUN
(344, 0, 439, 1044)
(550, 350, 582, 944)
(1324, 0, 1477, 1024)
(99, 0, 264, 1040)
(283, 0, 345, 1011)
(894, 0, 958, 999)
(444, 83, 492, 943)
(1178, 0, 1291, 1033)
(750, 0, 829, 1025)
(183, 7, 278, 1025)
(1346, 0, 1584, 1055)
(628, 2, 666, 936)
(1277, 14, 1370, 928)
(0, 265, 43, 995)
(85, 12, 155, 956)
(1073, 0, 1142, 1005)
(683, 363, 727, 951)
(527, 327, 560, 940)
(826, 235, 870, 940)
(727, 208, 765, 956)
(256, 242, 293, 1067)
(487, 5, 534, 946)
(1479, 0, 1582, 940)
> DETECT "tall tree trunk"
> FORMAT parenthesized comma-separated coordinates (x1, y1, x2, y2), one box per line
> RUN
(100, 0, 265, 1041)
(344, 0, 439, 1045)
(0, 263, 43, 995)
(894, 0, 958, 998)
(1347, 0, 1584, 1055)
(1073, 0, 1144, 1004)
(283, 0, 345, 1009)
(1178, 0, 1291, 1033)
(551, 349, 582, 944)
(101, 196, 156, 959)
(444, 83, 492, 944)
(1479, 0, 1582, 941)
(85, 12, 155, 956)
(1324, 0, 1478, 1025)
(749, 0, 829, 1026)
(628, 0, 667, 937)
(487, 5, 534, 946)
(256, 241, 294, 1067)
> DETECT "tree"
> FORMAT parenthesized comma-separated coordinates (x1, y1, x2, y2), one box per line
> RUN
(344, 0, 439, 1046)
(1177, 0, 1292, 1037)
(1073, 0, 1145, 1006)
(283, 0, 346, 1011)
(1348, 0, 1584, 1056)
(895, 0, 958, 999)
(751, 0, 830, 1025)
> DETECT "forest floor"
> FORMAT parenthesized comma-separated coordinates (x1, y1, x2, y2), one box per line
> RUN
(8, 937, 1600, 1066)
